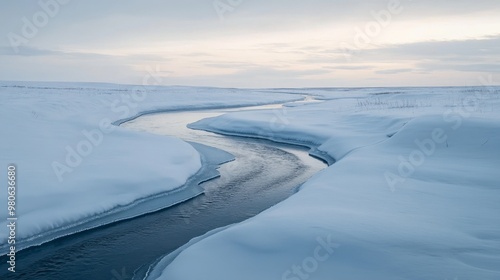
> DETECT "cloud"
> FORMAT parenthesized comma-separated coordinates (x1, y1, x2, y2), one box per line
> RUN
(375, 68, 415, 75)
(366, 35, 500, 59)
(233, 66, 331, 78)
(330, 65, 375, 70)
(161, 66, 334, 88)
(1, 1, 499, 87)
(343, 36, 500, 74)
(417, 63, 500, 73)
(0, 46, 61, 56)
(203, 62, 260, 69)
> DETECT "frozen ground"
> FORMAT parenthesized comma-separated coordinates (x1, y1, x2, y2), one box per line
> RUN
(155, 86, 500, 279)
(0, 81, 301, 252)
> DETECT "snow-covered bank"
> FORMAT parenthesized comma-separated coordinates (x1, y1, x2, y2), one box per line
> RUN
(0, 81, 301, 253)
(157, 87, 500, 279)
(188, 122, 336, 166)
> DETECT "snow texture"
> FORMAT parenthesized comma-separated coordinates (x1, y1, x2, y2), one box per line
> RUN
(156, 86, 500, 280)
(0, 81, 300, 252)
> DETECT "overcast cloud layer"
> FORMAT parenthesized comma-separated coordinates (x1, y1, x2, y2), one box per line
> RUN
(1, 0, 499, 87)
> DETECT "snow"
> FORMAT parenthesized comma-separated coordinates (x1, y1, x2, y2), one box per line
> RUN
(0, 81, 301, 252)
(155, 86, 500, 279)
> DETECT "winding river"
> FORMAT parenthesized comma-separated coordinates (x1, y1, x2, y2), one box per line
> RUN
(1, 104, 326, 280)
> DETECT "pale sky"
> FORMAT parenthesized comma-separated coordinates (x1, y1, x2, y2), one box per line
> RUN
(1, 0, 499, 87)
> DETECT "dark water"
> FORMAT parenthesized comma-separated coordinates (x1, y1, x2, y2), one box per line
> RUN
(0, 105, 325, 280)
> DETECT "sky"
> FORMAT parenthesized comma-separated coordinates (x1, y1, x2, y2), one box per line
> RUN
(0, 0, 499, 88)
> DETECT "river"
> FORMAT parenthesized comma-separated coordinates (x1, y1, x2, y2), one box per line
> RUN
(1, 104, 326, 280)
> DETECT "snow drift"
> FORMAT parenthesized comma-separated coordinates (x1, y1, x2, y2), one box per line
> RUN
(155, 87, 500, 280)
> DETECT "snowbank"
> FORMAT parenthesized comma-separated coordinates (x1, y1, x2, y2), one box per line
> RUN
(0, 81, 300, 252)
(157, 87, 500, 279)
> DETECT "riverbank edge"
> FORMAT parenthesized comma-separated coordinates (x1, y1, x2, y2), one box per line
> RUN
(141, 125, 335, 280)
(0, 132, 234, 256)
(188, 123, 336, 166)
